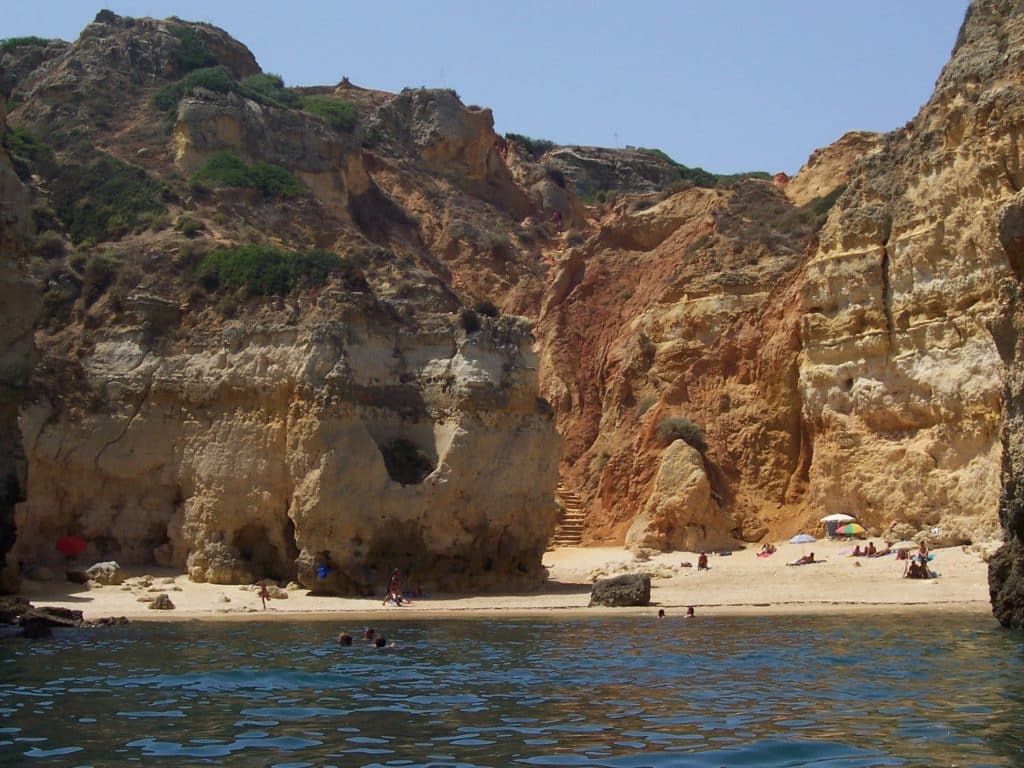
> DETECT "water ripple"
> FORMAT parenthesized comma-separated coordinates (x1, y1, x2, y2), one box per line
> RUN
(0, 614, 1021, 766)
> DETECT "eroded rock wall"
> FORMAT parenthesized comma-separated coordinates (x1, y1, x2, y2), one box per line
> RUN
(799, 0, 1024, 546)
(539, 181, 816, 548)
(0, 92, 40, 591)
(16, 303, 561, 594)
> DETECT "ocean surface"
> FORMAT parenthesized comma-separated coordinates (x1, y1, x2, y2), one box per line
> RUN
(0, 612, 1021, 767)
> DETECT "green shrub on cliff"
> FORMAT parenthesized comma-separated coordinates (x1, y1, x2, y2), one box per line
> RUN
(656, 416, 708, 452)
(81, 253, 120, 304)
(240, 72, 301, 109)
(171, 26, 217, 73)
(639, 147, 769, 188)
(196, 245, 347, 295)
(301, 96, 358, 132)
(504, 132, 556, 158)
(153, 65, 237, 114)
(0, 36, 52, 56)
(50, 156, 168, 244)
(191, 152, 306, 199)
(4, 126, 55, 181)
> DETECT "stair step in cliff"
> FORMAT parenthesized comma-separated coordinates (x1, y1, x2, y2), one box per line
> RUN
(549, 483, 586, 547)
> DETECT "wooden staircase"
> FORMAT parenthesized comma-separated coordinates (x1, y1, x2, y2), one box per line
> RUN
(550, 484, 586, 547)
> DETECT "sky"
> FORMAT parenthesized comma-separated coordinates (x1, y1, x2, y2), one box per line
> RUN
(5, 1, 971, 174)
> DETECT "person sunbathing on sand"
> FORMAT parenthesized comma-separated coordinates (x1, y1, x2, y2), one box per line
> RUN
(758, 543, 776, 557)
(788, 552, 815, 566)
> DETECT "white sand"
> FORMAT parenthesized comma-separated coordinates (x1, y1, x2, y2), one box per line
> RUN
(20, 538, 993, 622)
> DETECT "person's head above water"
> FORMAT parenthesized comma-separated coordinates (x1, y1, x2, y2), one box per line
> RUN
(337, 632, 352, 646)
(362, 627, 375, 640)
(657, 609, 665, 618)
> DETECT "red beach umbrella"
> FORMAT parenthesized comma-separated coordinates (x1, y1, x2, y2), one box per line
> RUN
(55, 535, 87, 557)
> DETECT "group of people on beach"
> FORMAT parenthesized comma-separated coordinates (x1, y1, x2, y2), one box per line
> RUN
(904, 540, 934, 579)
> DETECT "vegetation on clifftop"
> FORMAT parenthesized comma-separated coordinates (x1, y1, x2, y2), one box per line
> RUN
(0, 36, 53, 56)
(170, 26, 217, 73)
(640, 148, 770, 188)
(300, 95, 358, 132)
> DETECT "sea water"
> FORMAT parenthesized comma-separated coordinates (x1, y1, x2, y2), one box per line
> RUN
(0, 612, 1021, 767)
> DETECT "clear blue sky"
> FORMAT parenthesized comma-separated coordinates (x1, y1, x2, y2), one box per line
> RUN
(5, 1, 970, 174)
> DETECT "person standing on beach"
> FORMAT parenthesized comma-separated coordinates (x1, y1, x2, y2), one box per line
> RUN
(258, 581, 271, 610)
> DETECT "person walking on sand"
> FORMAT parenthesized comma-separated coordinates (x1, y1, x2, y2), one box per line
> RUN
(258, 581, 271, 610)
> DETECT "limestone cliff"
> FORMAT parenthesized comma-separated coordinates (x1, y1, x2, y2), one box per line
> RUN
(538, 180, 818, 548)
(16, 302, 559, 593)
(784, 131, 884, 207)
(798, 0, 1022, 547)
(5, 3, 1024, 610)
(0, 92, 40, 591)
(3, 11, 561, 594)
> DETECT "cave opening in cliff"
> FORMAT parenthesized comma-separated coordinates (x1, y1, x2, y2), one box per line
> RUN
(233, 523, 296, 582)
(380, 437, 435, 485)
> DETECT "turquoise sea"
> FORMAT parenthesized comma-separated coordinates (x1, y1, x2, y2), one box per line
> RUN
(0, 613, 1021, 767)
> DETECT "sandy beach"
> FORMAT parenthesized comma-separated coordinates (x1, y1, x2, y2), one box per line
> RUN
(19, 538, 994, 622)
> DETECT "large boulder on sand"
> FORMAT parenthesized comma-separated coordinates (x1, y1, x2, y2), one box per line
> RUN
(85, 561, 124, 585)
(625, 441, 734, 553)
(589, 572, 651, 607)
(149, 593, 175, 610)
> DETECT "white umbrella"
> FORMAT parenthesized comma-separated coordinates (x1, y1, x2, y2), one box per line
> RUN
(820, 513, 855, 523)
(789, 532, 816, 555)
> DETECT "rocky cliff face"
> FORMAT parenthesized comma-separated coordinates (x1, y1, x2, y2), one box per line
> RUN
(16, 302, 559, 593)
(0, 93, 40, 591)
(2, 12, 562, 594)
(955, 0, 1024, 627)
(783, 131, 884, 207)
(798, 0, 1023, 548)
(538, 180, 818, 548)
(5, 4, 1024, 611)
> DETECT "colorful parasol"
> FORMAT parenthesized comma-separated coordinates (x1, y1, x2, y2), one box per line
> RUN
(835, 523, 865, 536)
(55, 535, 87, 557)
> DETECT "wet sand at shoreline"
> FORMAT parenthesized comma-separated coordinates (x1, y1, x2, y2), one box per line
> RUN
(19, 538, 994, 622)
